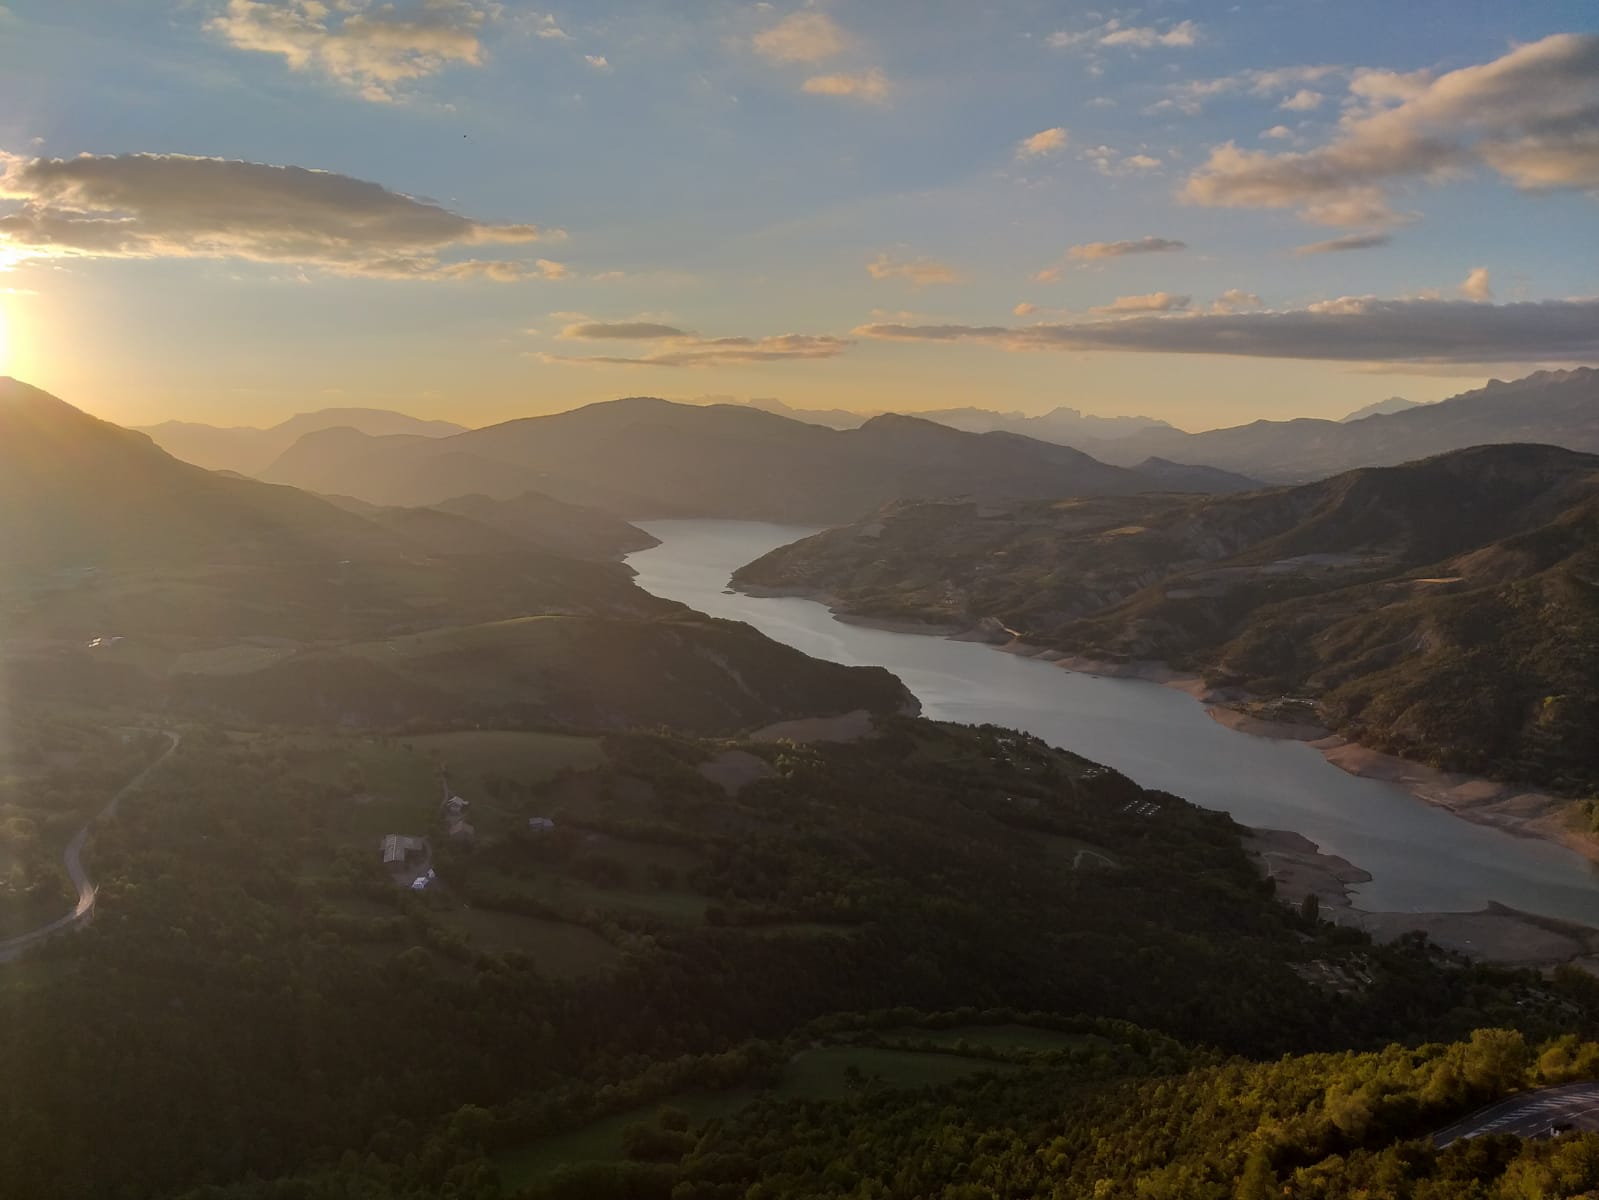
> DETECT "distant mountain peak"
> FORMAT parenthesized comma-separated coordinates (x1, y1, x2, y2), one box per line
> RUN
(1338, 396, 1428, 422)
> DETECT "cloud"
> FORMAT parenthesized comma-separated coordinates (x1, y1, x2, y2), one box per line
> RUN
(1155, 65, 1345, 116)
(584, 54, 610, 70)
(1294, 231, 1394, 255)
(1211, 288, 1263, 313)
(1262, 125, 1295, 140)
(1013, 302, 1037, 316)
(0, 151, 550, 280)
(528, 13, 570, 40)
(1081, 145, 1163, 176)
(1051, 19, 1199, 50)
(1181, 33, 1599, 225)
(1017, 127, 1069, 158)
(753, 11, 849, 62)
(562, 321, 690, 339)
(1280, 89, 1324, 111)
(1067, 236, 1188, 261)
(206, 0, 492, 102)
(867, 252, 961, 286)
(853, 296, 1599, 364)
(802, 68, 889, 102)
(543, 328, 852, 368)
(1460, 267, 1493, 301)
(1094, 292, 1190, 314)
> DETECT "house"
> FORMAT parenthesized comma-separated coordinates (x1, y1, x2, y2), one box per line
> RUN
(528, 817, 556, 833)
(442, 796, 470, 816)
(410, 868, 436, 891)
(381, 834, 425, 865)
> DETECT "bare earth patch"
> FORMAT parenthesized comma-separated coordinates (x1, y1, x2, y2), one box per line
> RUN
(751, 709, 876, 744)
(698, 750, 777, 795)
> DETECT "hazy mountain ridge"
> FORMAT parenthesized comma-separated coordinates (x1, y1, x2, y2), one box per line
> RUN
(1340, 395, 1428, 422)
(259, 396, 1248, 521)
(1078, 369, 1599, 480)
(137, 406, 467, 474)
(735, 442, 1599, 792)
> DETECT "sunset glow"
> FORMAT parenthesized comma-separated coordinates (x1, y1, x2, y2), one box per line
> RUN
(0, 3, 1595, 429)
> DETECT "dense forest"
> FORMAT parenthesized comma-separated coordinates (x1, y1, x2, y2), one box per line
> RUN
(4, 711, 1595, 1197)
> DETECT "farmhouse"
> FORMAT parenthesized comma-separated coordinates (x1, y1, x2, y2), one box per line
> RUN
(381, 834, 425, 865)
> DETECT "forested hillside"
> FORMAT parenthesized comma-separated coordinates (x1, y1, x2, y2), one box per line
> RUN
(4, 717, 1588, 1198)
(736, 444, 1599, 793)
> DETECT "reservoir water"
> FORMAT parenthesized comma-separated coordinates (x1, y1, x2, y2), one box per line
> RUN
(629, 518, 1599, 923)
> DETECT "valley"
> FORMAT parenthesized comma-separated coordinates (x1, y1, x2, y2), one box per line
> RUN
(628, 520, 1599, 939)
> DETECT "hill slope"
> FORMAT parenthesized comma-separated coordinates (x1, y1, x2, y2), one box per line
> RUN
(137, 406, 466, 474)
(259, 397, 1195, 521)
(0, 378, 912, 736)
(735, 443, 1599, 791)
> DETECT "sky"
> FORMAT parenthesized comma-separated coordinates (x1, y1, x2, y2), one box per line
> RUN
(0, 0, 1596, 432)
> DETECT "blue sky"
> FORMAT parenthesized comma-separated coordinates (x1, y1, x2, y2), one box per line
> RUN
(1, 1, 1595, 429)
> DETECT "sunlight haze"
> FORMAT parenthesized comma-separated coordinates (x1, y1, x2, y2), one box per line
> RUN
(1, 2, 1595, 429)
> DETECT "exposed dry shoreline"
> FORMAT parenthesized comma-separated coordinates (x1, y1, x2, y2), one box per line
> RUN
(1027, 647, 1599, 870)
(1245, 827, 1599, 971)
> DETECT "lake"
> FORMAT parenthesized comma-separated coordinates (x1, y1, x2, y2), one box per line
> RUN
(629, 518, 1599, 922)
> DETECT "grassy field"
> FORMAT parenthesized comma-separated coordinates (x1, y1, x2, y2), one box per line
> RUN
(496, 1089, 763, 1189)
(468, 865, 708, 925)
(408, 730, 604, 791)
(437, 906, 620, 978)
(495, 1044, 1020, 1188)
(871, 1024, 1101, 1054)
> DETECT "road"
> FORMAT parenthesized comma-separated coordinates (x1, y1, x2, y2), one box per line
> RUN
(0, 730, 181, 963)
(1433, 1080, 1599, 1147)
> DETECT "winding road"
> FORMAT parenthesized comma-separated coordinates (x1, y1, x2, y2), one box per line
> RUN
(0, 730, 181, 963)
(1433, 1081, 1599, 1147)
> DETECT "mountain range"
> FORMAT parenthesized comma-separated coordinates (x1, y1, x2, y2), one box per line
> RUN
(255, 397, 1249, 521)
(735, 442, 1599, 794)
(1072, 370, 1599, 480)
(138, 407, 466, 475)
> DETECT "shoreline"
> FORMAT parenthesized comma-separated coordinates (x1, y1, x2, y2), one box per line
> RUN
(1030, 648, 1599, 870)
(734, 583, 1597, 867)
(1245, 826, 1599, 971)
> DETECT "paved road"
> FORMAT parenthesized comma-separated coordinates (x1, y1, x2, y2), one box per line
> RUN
(0, 730, 181, 963)
(1434, 1080, 1599, 1147)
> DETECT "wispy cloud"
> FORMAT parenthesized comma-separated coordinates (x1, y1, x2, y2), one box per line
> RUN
(1294, 232, 1393, 255)
(1211, 289, 1263, 313)
(1152, 65, 1345, 116)
(753, 11, 850, 63)
(1016, 127, 1069, 158)
(0, 151, 552, 280)
(543, 327, 853, 368)
(1181, 33, 1599, 226)
(1068, 236, 1188, 261)
(1049, 19, 1199, 51)
(854, 297, 1599, 364)
(867, 252, 961, 286)
(1094, 292, 1190, 314)
(802, 68, 890, 102)
(206, 0, 493, 103)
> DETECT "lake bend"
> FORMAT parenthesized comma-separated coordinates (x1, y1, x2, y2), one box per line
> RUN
(628, 518, 1599, 925)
